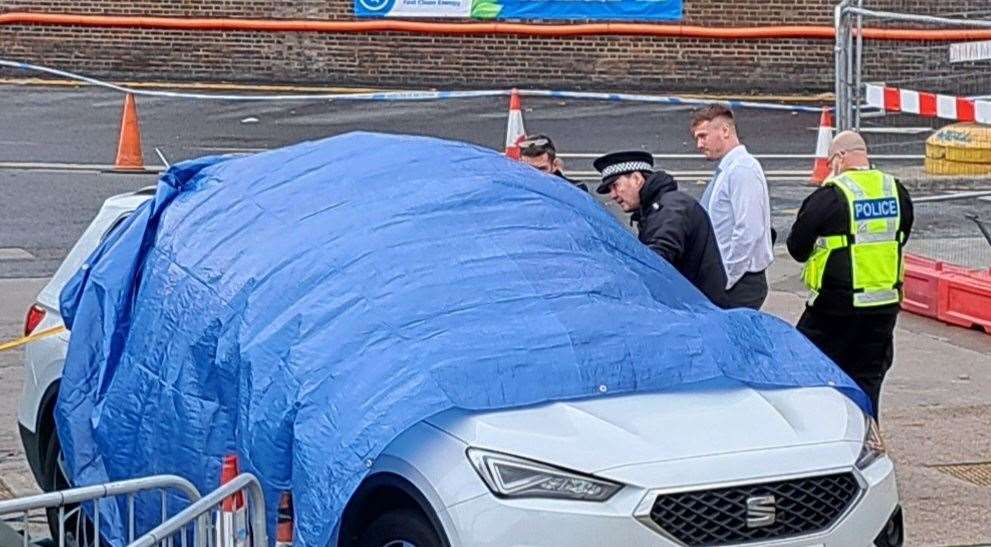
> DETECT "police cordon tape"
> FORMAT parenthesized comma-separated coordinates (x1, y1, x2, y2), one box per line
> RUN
(0, 59, 826, 113)
(0, 325, 66, 353)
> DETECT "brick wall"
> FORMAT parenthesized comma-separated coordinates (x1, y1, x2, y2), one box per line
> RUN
(0, 0, 987, 93)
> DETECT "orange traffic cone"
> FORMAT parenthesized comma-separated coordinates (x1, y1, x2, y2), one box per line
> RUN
(216, 455, 248, 547)
(114, 93, 144, 171)
(809, 109, 833, 185)
(504, 88, 526, 160)
(275, 491, 294, 547)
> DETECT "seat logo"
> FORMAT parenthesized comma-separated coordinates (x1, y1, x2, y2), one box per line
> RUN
(746, 495, 777, 528)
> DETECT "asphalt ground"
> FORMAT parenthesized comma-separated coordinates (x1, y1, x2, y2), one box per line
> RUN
(0, 86, 825, 165)
(2, 84, 990, 278)
(0, 84, 989, 545)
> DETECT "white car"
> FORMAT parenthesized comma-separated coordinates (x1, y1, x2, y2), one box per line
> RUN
(19, 190, 904, 547)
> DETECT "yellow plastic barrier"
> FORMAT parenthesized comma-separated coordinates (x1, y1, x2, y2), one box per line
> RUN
(925, 123, 991, 175)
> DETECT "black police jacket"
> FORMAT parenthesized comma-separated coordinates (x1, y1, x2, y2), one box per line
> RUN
(787, 175, 914, 315)
(634, 171, 731, 308)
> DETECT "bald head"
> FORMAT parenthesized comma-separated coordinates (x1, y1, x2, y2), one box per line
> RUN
(828, 130, 867, 157)
(828, 130, 870, 174)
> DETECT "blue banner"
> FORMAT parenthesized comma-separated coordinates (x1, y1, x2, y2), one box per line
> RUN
(355, 0, 682, 21)
(498, 0, 682, 20)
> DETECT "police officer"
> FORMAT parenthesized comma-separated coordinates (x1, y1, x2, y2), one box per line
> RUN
(787, 131, 914, 416)
(594, 151, 730, 308)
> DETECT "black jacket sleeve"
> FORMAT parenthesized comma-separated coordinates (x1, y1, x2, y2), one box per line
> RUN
(787, 187, 842, 263)
(897, 181, 914, 241)
(640, 194, 691, 264)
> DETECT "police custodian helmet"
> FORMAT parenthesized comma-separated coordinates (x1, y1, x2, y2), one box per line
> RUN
(592, 151, 655, 194)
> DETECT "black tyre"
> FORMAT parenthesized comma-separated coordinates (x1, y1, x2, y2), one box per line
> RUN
(42, 429, 93, 546)
(357, 509, 443, 547)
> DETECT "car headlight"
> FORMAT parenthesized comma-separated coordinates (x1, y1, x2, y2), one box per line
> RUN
(856, 416, 886, 470)
(467, 448, 622, 502)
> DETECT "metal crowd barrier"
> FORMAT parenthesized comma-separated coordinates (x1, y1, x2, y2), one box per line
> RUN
(131, 474, 267, 547)
(0, 474, 267, 547)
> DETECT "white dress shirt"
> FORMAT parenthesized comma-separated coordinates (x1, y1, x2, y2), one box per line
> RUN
(699, 145, 774, 289)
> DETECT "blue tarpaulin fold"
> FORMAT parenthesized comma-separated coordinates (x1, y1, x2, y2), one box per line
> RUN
(57, 132, 868, 546)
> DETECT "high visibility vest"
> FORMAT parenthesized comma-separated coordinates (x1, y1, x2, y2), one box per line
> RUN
(802, 170, 905, 308)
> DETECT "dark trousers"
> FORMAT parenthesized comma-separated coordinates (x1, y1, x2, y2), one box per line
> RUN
(725, 271, 769, 310)
(797, 308, 898, 416)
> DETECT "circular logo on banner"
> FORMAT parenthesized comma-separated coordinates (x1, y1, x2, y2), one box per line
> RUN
(357, 0, 395, 13)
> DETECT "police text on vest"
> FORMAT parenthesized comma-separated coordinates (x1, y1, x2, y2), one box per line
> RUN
(853, 198, 899, 221)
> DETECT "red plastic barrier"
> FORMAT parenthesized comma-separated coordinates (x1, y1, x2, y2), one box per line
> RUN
(901, 254, 941, 319)
(902, 253, 991, 334)
(938, 272, 991, 334)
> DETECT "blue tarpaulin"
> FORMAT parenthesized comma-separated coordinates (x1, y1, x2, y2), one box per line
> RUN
(57, 132, 869, 546)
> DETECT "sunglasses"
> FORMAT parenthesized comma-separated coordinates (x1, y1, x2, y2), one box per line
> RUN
(519, 137, 554, 156)
(519, 137, 549, 148)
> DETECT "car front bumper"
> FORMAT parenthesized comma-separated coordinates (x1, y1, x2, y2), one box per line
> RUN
(443, 456, 899, 547)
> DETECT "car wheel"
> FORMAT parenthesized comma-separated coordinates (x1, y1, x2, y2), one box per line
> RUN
(42, 429, 93, 546)
(357, 509, 443, 547)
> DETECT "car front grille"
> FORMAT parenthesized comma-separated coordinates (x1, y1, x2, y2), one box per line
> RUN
(647, 472, 861, 546)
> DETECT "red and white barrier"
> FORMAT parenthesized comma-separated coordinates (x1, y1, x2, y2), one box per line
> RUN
(217, 455, 249, 547)
(864, 84, 991, 124)
(275, 491, 294, 547)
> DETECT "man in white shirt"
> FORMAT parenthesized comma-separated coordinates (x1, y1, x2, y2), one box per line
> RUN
(692, 104, 774, 309)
